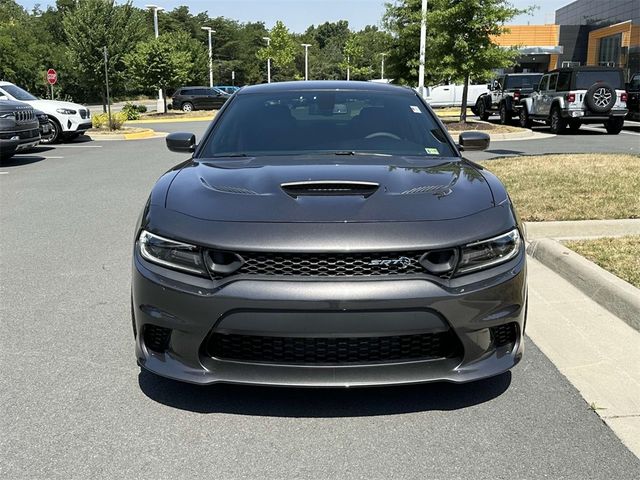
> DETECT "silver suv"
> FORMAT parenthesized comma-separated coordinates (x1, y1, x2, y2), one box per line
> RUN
(519, 67, 628, 134)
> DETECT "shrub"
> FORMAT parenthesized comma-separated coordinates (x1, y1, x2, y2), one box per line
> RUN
(121, 102, 140, 120)
(91, 112, 128, 130)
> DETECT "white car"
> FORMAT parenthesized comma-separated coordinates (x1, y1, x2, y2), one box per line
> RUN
(0, 81, 92, 143)
(421, 83, 490, 109)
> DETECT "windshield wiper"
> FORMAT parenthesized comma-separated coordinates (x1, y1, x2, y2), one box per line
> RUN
(332, 151, 391, 157)
(211, 153, 248, 158)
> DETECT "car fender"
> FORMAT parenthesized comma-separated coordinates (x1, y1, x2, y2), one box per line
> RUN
(476, 94, 491, 108)
(550, 97, 566, 112)
(521, 97, 533, 113)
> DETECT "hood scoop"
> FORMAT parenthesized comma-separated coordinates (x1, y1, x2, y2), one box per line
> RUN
(281, 181, 379, 198)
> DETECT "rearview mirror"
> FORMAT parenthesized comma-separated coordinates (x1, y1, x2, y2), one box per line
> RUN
(166, 132, 196, 153)
(458, 131, 490, 151)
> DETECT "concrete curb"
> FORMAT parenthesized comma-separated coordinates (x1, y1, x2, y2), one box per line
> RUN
(527, 238, 640, 331)
(447, 129, 553, 141)
(86, 129, 165, 141)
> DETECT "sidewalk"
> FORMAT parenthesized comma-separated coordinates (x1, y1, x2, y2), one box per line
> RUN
(527, 258, 640, 457)
(526, 219, 640, 240)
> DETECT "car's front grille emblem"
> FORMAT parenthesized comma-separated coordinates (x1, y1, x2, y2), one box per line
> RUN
(368, 256, 414, 268)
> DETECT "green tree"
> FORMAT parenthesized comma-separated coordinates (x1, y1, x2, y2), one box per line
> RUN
(385, 0, 531, 121)
(0, 1, 42, 89)
(125, 35, 191, 112)
(427, 0, 529, 121)
(257, 21, 297, 81)
(63, 0, 145, 108)
(340, 35, 372, 80)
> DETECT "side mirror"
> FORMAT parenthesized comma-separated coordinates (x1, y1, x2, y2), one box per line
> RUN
(166, 132, 196, 153)
(487, 83, 492, 90)
(458, 131, 490, 151)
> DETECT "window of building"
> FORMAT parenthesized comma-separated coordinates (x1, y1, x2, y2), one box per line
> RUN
(598, 34, 622, 67)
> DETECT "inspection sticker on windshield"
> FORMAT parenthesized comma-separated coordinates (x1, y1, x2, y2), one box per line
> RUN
(410, 105, 421, 113)
(425, 148, 439, 155)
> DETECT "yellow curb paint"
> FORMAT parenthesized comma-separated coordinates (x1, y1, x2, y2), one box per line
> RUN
(123, 130, 156, 140)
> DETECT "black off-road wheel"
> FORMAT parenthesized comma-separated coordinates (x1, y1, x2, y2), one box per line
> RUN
(499, 103, 510, 125)
(476, 99, 489, 121)
(605, 117, 624, 135)
(519, 107, 532, 128)
(549, 106, 566, 134)
(568, 119, 581, 133)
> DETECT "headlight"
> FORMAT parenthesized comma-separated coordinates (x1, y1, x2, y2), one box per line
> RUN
(56, 108, 77, 115)
(457, 229, 522, 275)
(138, 230, 208, 276)
(0, 112, 15, 118)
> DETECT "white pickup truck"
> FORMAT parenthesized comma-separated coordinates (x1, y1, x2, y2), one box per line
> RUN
(422, 84, 490, 108)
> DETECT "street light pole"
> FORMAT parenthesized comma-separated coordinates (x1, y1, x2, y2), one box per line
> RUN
(418, 0, 427, 98)
(262, 37, 271, 83)
(146, 4, 165, 113)
(201, 27, 215, 88)
(380, 53, 386, 81)
(346, 55, 350, 81)
(301, 44, 311, 81)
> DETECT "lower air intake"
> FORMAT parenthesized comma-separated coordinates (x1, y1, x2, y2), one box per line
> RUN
(490, 322, 518, 348)
(208, 331, 462, 365)
(143, 324, 172, 353)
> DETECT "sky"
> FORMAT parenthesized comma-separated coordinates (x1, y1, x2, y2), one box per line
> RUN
(18, 0, 570, 32)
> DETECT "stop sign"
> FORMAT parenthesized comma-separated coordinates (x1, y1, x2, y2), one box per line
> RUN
(47, 69, 57, 85)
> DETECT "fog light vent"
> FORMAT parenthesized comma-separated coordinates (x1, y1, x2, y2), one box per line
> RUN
(490, 322, 518, 348)
(143, 324, 172, 352)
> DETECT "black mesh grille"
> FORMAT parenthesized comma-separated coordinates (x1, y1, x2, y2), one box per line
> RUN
(232, 251, 427, 277)
(208, 331, 461, 365)
(491, 323, 518, 348)
(79, 108, 89, 119)
(143, 325, 172, 352)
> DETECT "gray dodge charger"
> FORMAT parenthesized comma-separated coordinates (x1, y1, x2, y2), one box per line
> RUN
(132, 81, 527, 387)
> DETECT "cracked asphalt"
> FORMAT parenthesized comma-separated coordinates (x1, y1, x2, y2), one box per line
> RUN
(1, 123, 639, 479)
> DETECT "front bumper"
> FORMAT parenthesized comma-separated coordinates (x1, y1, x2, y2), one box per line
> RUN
(132, 247, 527, 387)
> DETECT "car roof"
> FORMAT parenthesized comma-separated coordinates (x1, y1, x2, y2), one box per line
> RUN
(503, 73, 543, 76)
(547, 66, 623, 74)
(238, 80, 414, 95)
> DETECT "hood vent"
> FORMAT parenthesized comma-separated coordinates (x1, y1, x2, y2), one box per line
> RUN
(281, 181, 379, 198)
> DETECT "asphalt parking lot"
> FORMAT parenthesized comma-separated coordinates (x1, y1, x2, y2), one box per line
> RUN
(2, 123, 640, 479)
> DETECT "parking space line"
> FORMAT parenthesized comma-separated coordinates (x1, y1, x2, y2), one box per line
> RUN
(581, 126, 640, 136)
(0, 171, 8, 175)
(52, 145, 103, 148)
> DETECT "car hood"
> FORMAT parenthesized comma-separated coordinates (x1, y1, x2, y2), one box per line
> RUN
(165, 156, 496, 223)
(22, 99, 86, 115)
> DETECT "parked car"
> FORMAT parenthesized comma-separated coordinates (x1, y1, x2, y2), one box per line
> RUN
(132, 81, 527, 387)
(0, 99, 40, 161)
(0, 82, 91, 143)
(215, 85, 240, 95)
(475, 73, 543, 124)
(171, 86, 231, 112)
(423, 83, 490, 109)
(519, 66, 628, 134)
(626, 72, 640, 121)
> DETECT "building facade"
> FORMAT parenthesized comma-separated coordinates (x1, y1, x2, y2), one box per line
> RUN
(494, 0, 639, 78)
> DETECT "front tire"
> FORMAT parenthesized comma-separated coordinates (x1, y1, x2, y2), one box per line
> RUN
(476, 99, 489, 121)
(40, 119, 60, 144)
(549, 106, 566, 134)
(605, 117, 624, 134)
(181, 102, 194, 112)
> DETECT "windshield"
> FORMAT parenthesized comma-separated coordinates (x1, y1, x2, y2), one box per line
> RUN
(0, 84, 38, 101)
(505, 75, 543, 90)
(575, 71, 623, 89)
(199, 90, 456, 158)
